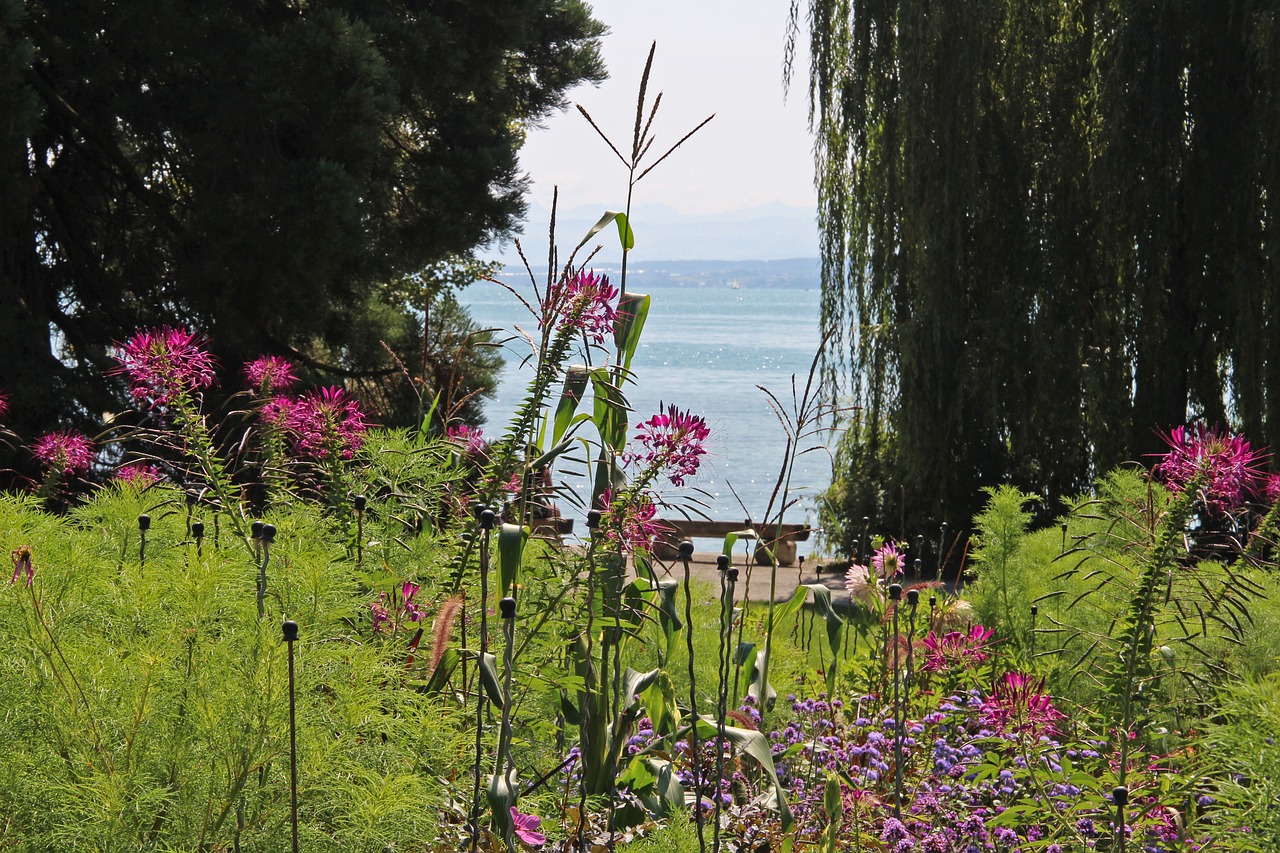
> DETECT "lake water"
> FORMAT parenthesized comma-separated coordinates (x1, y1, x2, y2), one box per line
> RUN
(464, 275, 831, 556)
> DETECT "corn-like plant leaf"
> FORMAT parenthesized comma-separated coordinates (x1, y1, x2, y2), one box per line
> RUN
(552, 366, 591, 445)
(614, 292, 650, 370)
(498, 523, 528, 599)
(693, 716, 793, 830)
(572, 210, 633, 255)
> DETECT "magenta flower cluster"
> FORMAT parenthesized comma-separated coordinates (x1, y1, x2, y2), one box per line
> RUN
(243, 355, 299, 395)
(872, 540, 906, 579)
(271, 386, 370, 461)
(598, 488, 666, 554)
(111, 326, 217, 409)
(446, 423, 488, 456)
(627, 404, 710, 487)
(1154, 423, 1267, 511)
(115, 463, 163, 487)
(0, 389, 9, 422)
(547, 270, 618, 344)
(921, 624, 995, 672)
(370, 580, 424, 635)
(31, 431, 94, 475)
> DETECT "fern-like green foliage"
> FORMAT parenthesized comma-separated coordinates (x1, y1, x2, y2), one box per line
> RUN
(0, 480, 469, 851)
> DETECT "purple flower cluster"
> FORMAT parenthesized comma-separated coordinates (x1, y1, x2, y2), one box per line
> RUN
(1154, 423, 1267, 511)
(115, 463, 163, 487)
(626, 404, 710, 487)
(546, 270, 619, 344)
(276, 386, 370, 461)
(243, 355, 299, 395)
(10, 546, 33, 588)
(111, 327, 217, 410)
(31, 430, 94, 475)
(598, 488, 666, 554)
(370, 580, 424, 635)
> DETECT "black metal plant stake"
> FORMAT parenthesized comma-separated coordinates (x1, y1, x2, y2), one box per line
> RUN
(714, 565, 738, 853)
(889, 582, 903, 820)
(353, 494, 367, 567)
(470, 507, 496, 852)
(192, 520, 205, 559)
(257, 524, 276, 619)
(138, 514, 150, 567)
(497, 596, 518, 850)
(678, 541, 707, 853)
(283, 619, 300, 853)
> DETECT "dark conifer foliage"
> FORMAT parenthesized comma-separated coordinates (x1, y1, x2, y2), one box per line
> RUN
(0, 0, 604, 438)
(793, 1, 1280, 546)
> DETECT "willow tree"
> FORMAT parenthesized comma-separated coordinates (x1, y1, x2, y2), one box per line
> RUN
(791, 1, 1280, 550)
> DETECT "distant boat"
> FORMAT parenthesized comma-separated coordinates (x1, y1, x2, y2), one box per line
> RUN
(727, 279, 741, 290)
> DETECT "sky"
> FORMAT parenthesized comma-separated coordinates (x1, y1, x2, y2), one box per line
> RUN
(515, 0, 817, 219)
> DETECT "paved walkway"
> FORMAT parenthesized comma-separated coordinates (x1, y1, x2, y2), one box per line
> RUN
(641, 551, 853, 607)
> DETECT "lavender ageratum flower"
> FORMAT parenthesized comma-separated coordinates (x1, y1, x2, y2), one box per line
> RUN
(31, 431, 94, 475)
(546, 270, 619, 344)
(871, 541, 907, 579)
(1154, 423, 1266, 511)
(243, 355, 299, 394)
(284, 386, 370, 460)
(510, 806, 546, 847)
(627, 403, 711, 486)
(111, 327, 217, 409)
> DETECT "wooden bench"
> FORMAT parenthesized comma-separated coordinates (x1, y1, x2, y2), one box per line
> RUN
(652, 520, 811, 566)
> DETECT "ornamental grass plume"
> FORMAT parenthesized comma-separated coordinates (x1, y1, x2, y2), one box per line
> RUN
(242, 355, 298, 395)
(1153, 423, 1266, 512)
(31, 430, 94, 475)
(544, 269, 619, 344)
(627, 403, 710, 487)
(111, 326, 217, 409)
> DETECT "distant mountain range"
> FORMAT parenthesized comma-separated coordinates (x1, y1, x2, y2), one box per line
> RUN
(486, 200, 819, 263)
(496, 256, 821, 290)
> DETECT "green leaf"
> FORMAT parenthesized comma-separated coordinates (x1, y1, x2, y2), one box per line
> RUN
(573, 210, 631, 255)
(423, 647, 460, 694)
(722, 532, 739, 558)
(497, 523, 529, 599)
(475, 651, 504, 709)
(693, 716, 793, 831)
(638, 670, 679, 736)
(613, 292, 651, 370)
(615, 211, 636, 250)
(552, 365, 591, 445)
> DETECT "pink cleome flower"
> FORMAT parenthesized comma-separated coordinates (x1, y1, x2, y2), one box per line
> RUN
(627, 403, 711, 487)
(980, 671, 1065, 736)
(545, 270, 619, 344)
(116, 463, 163, 487)
(0, 389, 9, 422)
(111, 327, 217, 409)
(599, 489, 667, 554)
(871, 541, 906, 580)
(510, 806, 546, 847)
(446, 423, 488, 456)
(284, 386, 370, 461)
(243, 355, 299, 394)
(921, 624, 996, 672)
(31, 430, 94, 475)
(1153, 423, 1267, 512)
